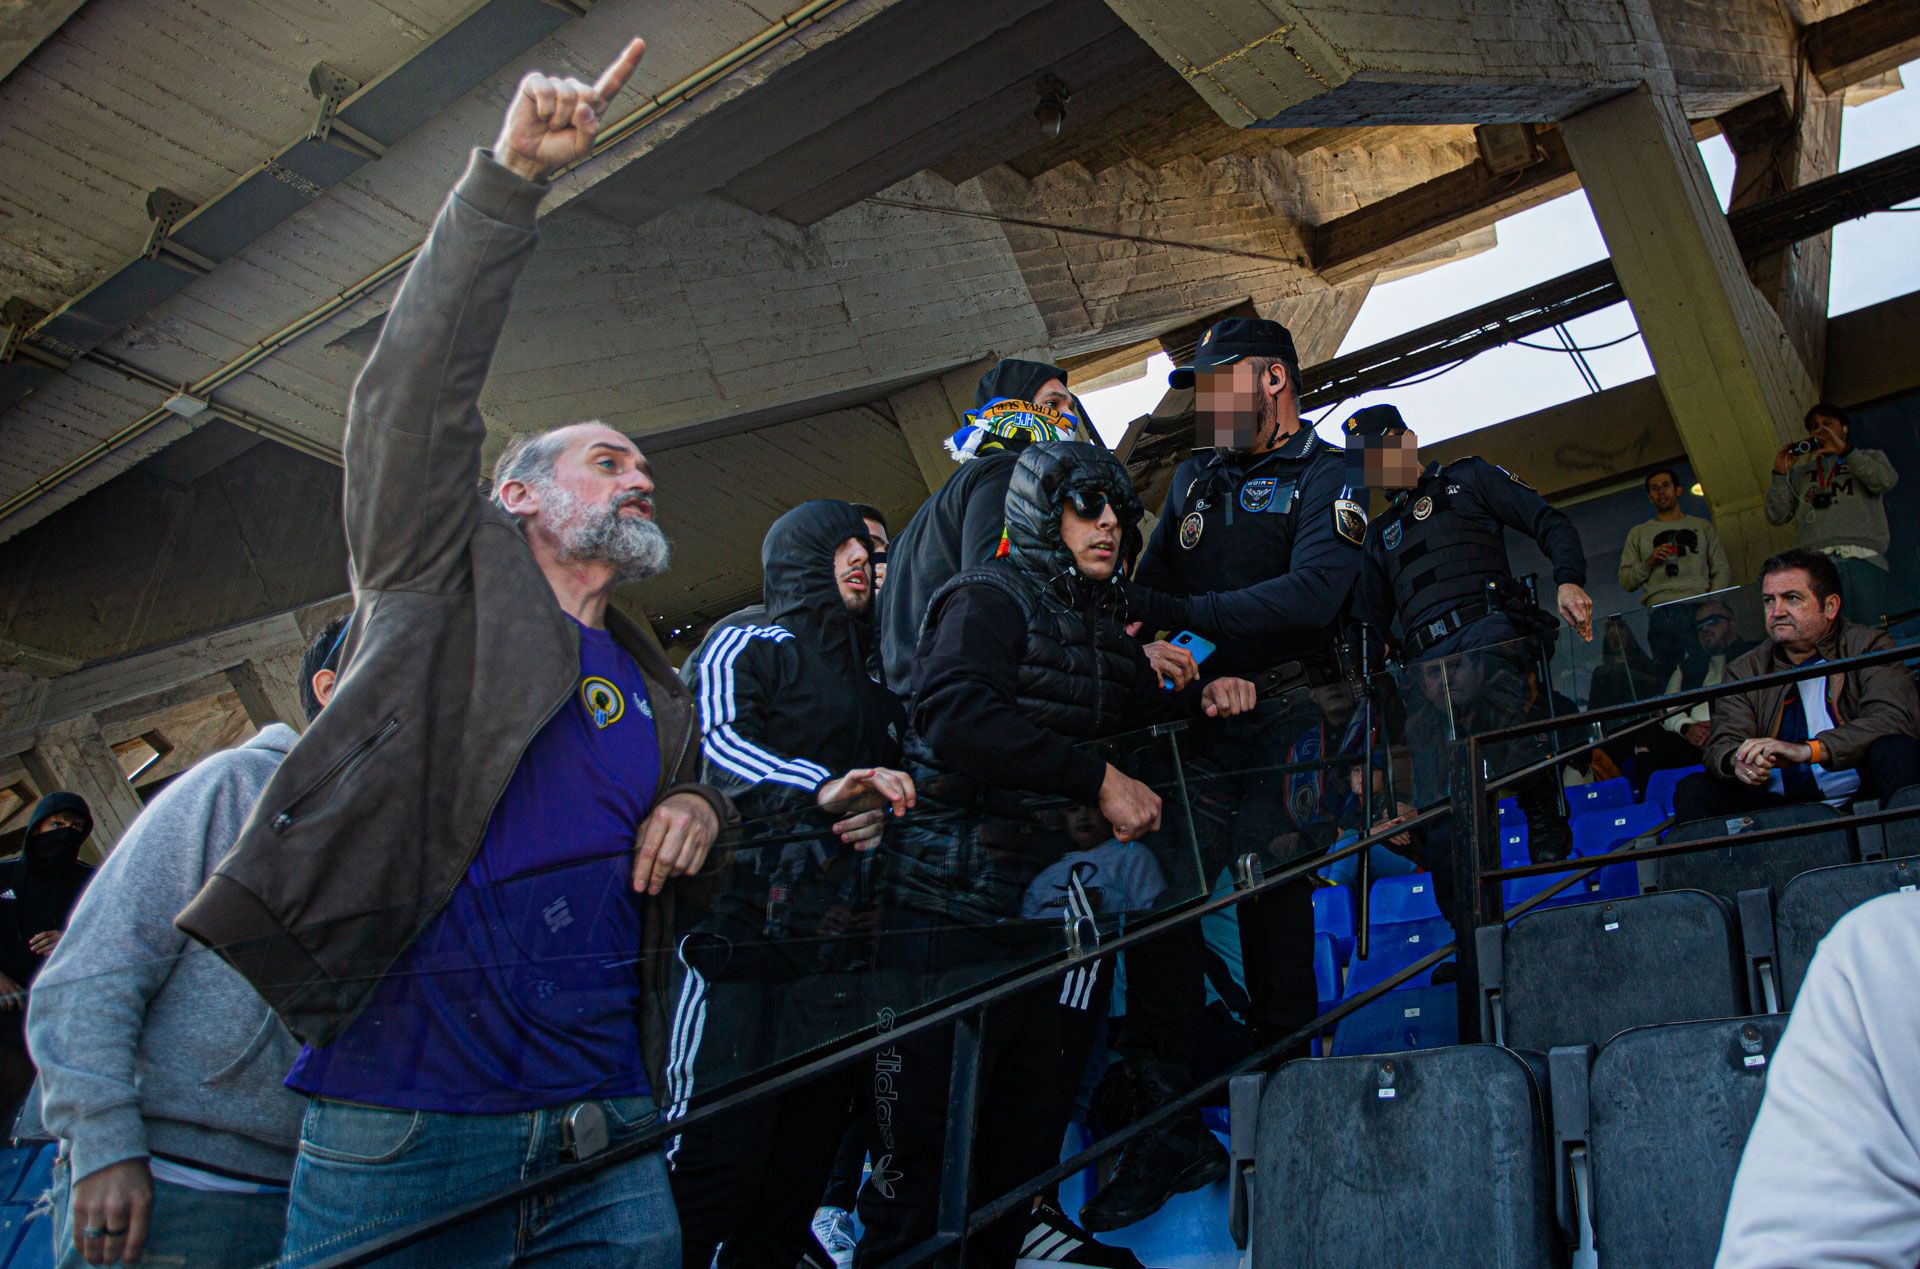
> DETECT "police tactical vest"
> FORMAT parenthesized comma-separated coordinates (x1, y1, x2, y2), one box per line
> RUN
(1377, 468, 1512, 629)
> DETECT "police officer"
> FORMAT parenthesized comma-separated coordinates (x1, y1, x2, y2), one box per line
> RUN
(1084, 317, 1367, 1233)
(1348, 403, 1593, 868)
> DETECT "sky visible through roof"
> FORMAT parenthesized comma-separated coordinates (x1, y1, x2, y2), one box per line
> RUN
(1082, 63, 1920, 449)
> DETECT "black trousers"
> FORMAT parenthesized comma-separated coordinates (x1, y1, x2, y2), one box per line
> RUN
(1672, 734, 1920, 823)
(1115, 696, 1321, 1083)
(853, 915, 1111, 1268)
(666, 913, 872, 1269)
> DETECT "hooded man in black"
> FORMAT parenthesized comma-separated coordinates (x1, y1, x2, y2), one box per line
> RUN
(856, 443, 1256, 1268)
(0, 792, 96, 1119)
(666, 499, 914, 1269)
(875, 358, 1093, 703)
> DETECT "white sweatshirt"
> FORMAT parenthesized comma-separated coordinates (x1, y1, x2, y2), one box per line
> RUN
(1717, 893, 1920, 1268)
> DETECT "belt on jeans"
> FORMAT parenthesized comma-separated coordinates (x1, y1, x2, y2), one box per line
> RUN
(1401, 600, 1498, 660)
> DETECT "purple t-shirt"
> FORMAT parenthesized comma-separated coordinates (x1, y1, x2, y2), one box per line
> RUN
(289, 622, 662, 1112)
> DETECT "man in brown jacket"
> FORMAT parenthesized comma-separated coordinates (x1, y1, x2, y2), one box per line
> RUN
(177, 37, 731, 1267)
(1675, 548, 1919, 823)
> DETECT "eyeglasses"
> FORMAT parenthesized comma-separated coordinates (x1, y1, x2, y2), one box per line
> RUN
(1065, 488, 1115, 521)
(1695, 615, 1730, 632)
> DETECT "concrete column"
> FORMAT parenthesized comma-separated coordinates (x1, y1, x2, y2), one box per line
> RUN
(21, 716, 146, 861)
(1561, 85, 1814, 582)
(225, 655, 309, 733)
(1720, 87, 1843, 386)
(886, 359, 999, 493)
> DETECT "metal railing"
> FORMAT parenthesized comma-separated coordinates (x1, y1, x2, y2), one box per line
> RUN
(311, 639, 1920, 1268)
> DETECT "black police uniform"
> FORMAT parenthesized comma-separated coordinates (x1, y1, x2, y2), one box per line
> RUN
(1087, 436, 1367, 1234)
(1361, 455, 1586, 867)
(1117, 422, 1364, 1052)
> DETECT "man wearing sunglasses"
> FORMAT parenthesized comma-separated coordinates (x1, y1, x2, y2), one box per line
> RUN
(1087, 317, 1367, 1234)
(857, 442, 1255, 1268)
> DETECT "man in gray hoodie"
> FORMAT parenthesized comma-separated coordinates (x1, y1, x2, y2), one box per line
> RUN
(27, 616, 347, 1269)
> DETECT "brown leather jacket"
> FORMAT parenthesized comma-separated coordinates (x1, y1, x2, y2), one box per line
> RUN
(1703, 618, 1919, 781)
(177, 152, 734, 1078)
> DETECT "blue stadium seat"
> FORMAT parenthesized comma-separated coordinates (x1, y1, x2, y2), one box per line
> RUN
(1313, 886, 1355, 968)
(1643, 765, 1704, 817)
(8, 1145, 51, 1205)
(0, 1203, 36, 1269)
(1344, 917, 1452, 997)
(1369, 873, 1442, 924)
(0, 1151, 37, 1212)
(1313, 932, 1339, 1015)
(1503, 804, 1658, 914)
(1498, 798, 1528, 866)
(1567, 777, 1633, 816)
(1330, 984, 1458, 1056)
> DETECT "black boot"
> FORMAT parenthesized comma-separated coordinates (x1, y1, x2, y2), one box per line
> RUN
(1077, 1061, 1228, 1233)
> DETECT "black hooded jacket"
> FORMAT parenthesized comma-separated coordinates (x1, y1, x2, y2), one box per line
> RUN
(907, 443, 1171, 808)
(876, 359, 1095, 700)
(685, 500, 904, 828)
(0, 793, 96, 987)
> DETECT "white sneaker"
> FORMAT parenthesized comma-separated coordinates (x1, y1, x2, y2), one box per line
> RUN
(811, 1205, 858, 1269)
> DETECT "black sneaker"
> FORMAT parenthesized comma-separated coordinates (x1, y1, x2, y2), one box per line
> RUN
(1078, 1062, 1228, 1233)
(1016, 1198, 1149, 1268)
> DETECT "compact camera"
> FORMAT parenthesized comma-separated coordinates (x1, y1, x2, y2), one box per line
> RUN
(1787, 437, 1819, 458)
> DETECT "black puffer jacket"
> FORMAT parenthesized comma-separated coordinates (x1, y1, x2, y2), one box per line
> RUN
(894, 444, 1175, 922)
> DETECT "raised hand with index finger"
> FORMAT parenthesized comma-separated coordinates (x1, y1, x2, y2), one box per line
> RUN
(493, 37, 646, 184)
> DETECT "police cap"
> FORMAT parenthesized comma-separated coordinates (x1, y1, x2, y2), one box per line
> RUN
(1342, 404, 1408, 438)
(1168, 317, 1299, 389)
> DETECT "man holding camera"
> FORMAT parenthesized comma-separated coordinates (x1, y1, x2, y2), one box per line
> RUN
(1620, 468, 1732, 671)
(1766, 402, 1899, 626)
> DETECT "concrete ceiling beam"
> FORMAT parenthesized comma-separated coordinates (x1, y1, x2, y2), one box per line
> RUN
(1804, 0, 1920, 96)
(1309, 127, 1577, 284)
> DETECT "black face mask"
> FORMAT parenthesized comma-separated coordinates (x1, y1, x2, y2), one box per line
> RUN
(26, 827, 84, 867)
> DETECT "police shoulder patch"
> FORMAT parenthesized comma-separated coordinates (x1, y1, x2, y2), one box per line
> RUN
(1382, 520, 1404, 550)
(1334, 498, 1367, 545)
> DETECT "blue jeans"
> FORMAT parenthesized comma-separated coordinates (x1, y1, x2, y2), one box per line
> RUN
(49, 1154, 288, 1269)
(279, 1096, 677, 1268)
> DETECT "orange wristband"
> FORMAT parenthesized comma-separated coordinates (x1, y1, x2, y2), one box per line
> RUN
(1807, 739, 1825, 765)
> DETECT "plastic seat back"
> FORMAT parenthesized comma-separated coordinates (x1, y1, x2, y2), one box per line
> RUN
(1499, 890, 1746, 1051)
(1250, 1046, 1557, 1268)
(1776, 855, 1920, 1007)
(1589, 1016, 1786, 1268)
(1330, 984, 1458, 1056)
(1659, 802, 1853, 903)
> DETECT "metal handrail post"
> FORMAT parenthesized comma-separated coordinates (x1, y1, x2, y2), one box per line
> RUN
(931, 1008, 986, 1267)
(1448, 737, 1493, 1042)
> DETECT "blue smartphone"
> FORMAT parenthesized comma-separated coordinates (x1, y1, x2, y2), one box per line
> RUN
(1162, 630, 1216, 689)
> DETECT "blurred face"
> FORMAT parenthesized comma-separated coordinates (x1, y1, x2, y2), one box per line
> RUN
(1693, 602, 1737, 653)
(1060, 494, 1122, 581)
(1761, 568, 1840, 657)
(833, 537, 873, 615)
(1646, 472, 1679, 513)
(1351, 429, 1420, 489)
(1196, 360, 1293, 455)
(863, 517, 889, 588)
